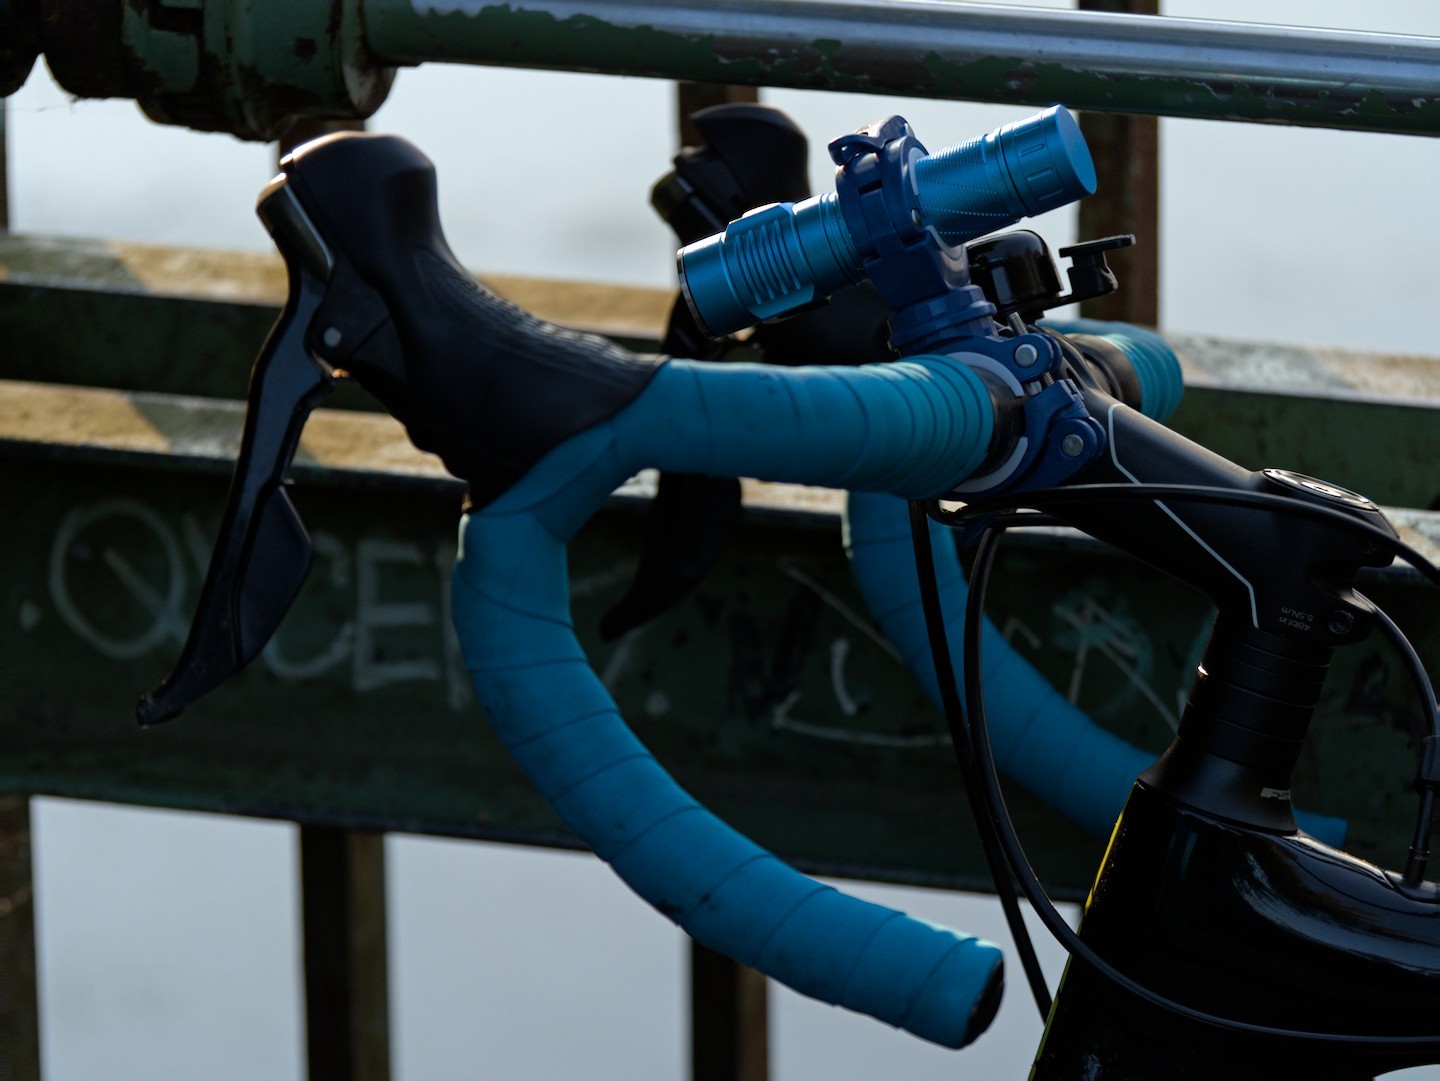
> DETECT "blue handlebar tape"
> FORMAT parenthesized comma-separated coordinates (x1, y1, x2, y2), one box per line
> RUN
(847, 490, 1150, 838)
(453, 355, 1003, 1049)
(843, 493, 1347, 848)
(1044, 318, 1185, 424)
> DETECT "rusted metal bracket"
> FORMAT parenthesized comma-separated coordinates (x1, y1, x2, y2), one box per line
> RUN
(0, 798, 40, 1081)
(39, 0, 394, 140)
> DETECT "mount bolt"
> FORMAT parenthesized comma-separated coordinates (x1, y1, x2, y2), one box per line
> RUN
(1014, 342, 1040, 367)
(322, 327, 344, 349)
(1328, 610, 1356, 636)
(1060, 434, 1085, 458)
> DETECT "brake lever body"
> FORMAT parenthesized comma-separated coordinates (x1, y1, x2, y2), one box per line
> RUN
(139, 134, 662, 722)
(137, 191, 335, 724)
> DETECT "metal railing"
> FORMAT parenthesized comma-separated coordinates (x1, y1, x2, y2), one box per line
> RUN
(18, 1, 1440, 139)
(364, 0, 1440, 133)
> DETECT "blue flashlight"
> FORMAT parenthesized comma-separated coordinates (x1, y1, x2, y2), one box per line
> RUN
(677, 105, 1095, 338)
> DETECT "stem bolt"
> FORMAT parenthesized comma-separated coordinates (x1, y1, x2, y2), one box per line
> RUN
(1328, 609, 1356, 636)
(322, 327, 344, 349)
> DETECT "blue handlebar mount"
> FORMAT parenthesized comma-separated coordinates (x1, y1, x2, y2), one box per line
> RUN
(827, 108, 1111, 500)
(678, 105, 1107, 501)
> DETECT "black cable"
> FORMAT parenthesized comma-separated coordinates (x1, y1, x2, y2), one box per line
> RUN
(907, 500, 1053, 1019)
(1407, 787, 1437, 888)
(1358, 593, 1440, 885)
(917, 482, 1440, 1048)
(943, 481, 1440, 894)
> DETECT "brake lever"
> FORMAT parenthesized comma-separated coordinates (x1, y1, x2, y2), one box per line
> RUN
(136, 183, 337, 725)
(602, 104, 895, 639)
(138, 133, 663, 723)
(601, 106, 808, 640)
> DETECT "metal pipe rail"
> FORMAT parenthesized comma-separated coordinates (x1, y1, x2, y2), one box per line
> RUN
(21, 0, 1440, 140)
(365, 0, 1440, 134)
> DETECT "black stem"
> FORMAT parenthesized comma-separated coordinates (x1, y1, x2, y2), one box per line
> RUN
(943, 510, 1440, 1047)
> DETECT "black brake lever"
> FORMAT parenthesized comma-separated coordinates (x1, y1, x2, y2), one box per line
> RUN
(600, 105, 808, 640)
(139, 133, 662, 723)
(601, 104, 895, 639)
(136, 182, 337, 725)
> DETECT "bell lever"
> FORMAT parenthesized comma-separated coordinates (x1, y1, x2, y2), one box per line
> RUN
(1057, 234, 1134, 309)
(135, 180, 337, 726)
(967, 231, 1135, 323)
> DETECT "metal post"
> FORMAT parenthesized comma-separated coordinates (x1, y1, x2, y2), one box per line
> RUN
(0, 797, 41, 1081)
(673, 82, 771, 1081)
(1, 96, 9, 232)
(300, 827, 391, 1081)
(1077, 0, 1160, 325)
(690, 941, 769, 1081)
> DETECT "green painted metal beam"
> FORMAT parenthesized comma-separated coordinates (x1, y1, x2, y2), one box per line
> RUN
(0, 390, 1096, 897)
(0, 234, 670, 405)
(3, 374, 1440, 899)
(361, 0, 1440, 136)
(4, 234, 1439, 506)
(4, 235, 1440, 895)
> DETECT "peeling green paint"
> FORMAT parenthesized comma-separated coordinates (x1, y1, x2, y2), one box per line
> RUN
(372, 4, 894, 92)
(361, 5, 1440, 136)
(913, 50, 1440, 134)
(383, 4, 759, 81)
(41, 0, 1440, 139)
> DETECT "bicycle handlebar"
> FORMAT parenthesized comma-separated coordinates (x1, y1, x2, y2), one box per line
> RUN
(455, 355, 1007, 1047)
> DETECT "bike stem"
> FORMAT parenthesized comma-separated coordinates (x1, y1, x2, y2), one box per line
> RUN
(1045, 389, 1397, 833)
(809, 114, 1397, 833)
(802, 116, 1440, 1072)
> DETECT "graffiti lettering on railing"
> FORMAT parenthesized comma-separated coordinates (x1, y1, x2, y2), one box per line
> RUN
(46, 498, 474, 709)
(1050, 590, 1181, 731)
(1004, 592, 1196, 734)
(40, 499, 1212, 735)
